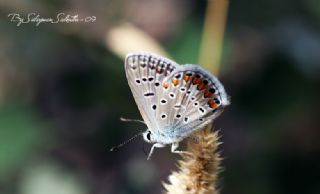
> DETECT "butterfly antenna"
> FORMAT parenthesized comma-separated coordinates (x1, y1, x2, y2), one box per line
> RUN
(110, 131, 143, 151)
(120, 117, 146, 125)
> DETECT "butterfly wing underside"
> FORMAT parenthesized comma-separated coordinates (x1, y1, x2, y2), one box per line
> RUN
(125, 52, 229, 142)
(125, 52, 179, 133)
(160, 65, 229, 140)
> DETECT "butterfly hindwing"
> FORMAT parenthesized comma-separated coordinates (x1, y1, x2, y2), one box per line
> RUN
(161, 65, 229, 139)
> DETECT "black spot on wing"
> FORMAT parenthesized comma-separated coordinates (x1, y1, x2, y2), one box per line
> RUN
(144, 92, 155, 97)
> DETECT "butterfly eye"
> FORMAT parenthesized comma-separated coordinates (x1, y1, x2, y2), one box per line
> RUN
(146, 131, 151, 141)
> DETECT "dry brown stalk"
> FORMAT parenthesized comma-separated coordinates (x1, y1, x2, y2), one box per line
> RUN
(163, 124, 222, 194)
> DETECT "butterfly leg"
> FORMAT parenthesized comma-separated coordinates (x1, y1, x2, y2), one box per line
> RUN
(147, 143, 165, 160)
(171, 143, 192, 156)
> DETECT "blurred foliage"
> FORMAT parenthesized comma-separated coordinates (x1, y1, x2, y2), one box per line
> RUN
(0, 104, 46, 179)
(18, 160, 89, 194)
(167, 18, 203, 64)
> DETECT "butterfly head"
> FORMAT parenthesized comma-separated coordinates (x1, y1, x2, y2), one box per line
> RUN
(142, 129, 154, 143)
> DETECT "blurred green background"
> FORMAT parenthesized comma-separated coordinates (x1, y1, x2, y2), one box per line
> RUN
(0, 0, 320, 194)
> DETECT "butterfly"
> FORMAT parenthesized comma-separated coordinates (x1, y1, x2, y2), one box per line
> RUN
(124, 52, 230, 160)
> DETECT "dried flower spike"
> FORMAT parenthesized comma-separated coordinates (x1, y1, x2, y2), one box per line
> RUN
(163, 124, 222, 194)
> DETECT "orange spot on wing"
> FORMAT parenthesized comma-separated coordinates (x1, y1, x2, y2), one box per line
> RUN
(183, 75, 191, 82)
(208, 99, 218, 109)
(172, 79, 179, 86)
(204, 92, 213, 98)
(192, 77, 201, 85)
(163, 83, 169, 89)
(197, 82, 207, 90)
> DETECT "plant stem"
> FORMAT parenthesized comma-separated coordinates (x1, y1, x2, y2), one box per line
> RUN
(199, 0, 229, 75)
(164, 1, 229, 193)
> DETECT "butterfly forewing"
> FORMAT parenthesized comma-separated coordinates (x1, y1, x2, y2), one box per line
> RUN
(125, 52, 178, 132)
